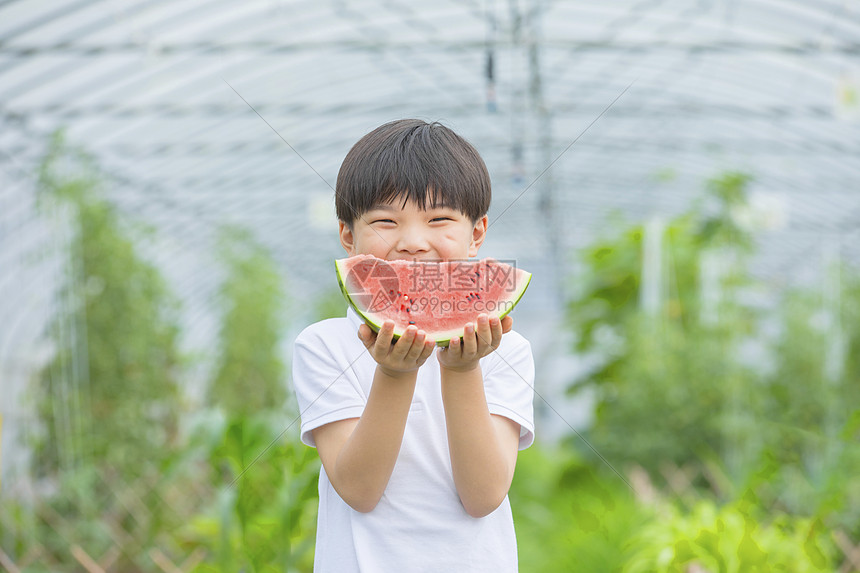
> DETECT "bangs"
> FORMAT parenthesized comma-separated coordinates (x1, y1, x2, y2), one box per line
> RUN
(336, 120, 491, 227)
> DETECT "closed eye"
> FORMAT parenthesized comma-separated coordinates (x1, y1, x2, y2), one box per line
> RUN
(371, 219, 395, 224)
(431, 217, 452, 222)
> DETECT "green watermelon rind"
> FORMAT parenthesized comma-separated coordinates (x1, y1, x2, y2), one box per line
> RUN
(335, 257, 532, 347)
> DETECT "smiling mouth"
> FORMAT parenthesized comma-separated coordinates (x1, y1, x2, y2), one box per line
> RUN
(390, 255, 434, 261)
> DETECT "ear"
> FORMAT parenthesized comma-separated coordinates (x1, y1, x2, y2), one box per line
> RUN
(338, 220, 356, 255)
(468, 215, 488, 258)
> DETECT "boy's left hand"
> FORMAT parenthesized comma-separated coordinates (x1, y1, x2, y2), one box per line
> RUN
(437, 313, 513, 373)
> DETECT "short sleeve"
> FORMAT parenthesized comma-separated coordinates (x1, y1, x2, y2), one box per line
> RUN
(292, 324, 367, 447)
(482, 332, 535, 450)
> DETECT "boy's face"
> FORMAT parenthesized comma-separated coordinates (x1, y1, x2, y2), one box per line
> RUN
(338, 192, 488, 262)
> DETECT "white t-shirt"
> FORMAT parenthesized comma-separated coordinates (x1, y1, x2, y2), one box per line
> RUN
(292, 306, 535, 572)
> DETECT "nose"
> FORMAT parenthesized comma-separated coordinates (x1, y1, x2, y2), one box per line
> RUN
(395, 226, 430, 255)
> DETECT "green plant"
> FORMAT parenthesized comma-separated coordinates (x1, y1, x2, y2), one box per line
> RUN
(623, 499, 836, 572)
(31, 130, 185, 479)
(565, 172, 762, 479)
(181, 226, 319, 571)
(208, 225, 288, 417)
(509, 446, 649, 572)
(12, 131, 187, 571)
(180, 411, 319, 572)
(563, 168, 860, 563)
(749, 264, 860, 538)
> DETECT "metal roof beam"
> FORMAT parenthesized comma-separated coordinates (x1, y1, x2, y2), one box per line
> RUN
(1, 39, 858, 56)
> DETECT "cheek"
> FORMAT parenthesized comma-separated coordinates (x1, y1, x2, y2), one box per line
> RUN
(440, 230, 473, 255)
(363, 230, 392, 252)
(448, 228, 473, 243)
(441, 232, 464, 246)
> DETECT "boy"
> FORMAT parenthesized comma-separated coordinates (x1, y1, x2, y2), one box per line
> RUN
(292, 119, 535, 572)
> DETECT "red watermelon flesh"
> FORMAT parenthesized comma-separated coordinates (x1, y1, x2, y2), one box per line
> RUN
(335, 254, 532, 346)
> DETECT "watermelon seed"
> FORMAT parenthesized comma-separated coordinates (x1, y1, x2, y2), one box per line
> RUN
(408, 320, 416, 325)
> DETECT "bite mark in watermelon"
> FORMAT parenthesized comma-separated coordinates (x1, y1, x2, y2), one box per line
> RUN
(335, 254, 532, 346)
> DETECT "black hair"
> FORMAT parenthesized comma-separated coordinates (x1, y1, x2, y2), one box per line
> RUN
(335, 119, 491, 229)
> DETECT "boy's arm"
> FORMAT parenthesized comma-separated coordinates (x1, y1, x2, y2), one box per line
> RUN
(437, 313, 521, 518)
(311, 320, 435, 513)
(440, 366, 522, 518)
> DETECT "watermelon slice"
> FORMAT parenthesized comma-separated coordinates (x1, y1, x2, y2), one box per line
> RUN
(335, 254, 531, 346)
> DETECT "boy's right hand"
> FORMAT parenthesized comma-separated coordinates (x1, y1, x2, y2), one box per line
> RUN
(358, 320, 436, 377)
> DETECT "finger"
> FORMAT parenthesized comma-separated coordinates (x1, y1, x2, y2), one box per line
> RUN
(489, 315, 503, 348)
(391, 325, 417, 360)
(462, 322, 478, 357)
(475, 314, 492, 350)
(418, 339, 436, 363)
(358, 324, 374, 349)
(374, 320, 395, 357)
(501, 315, 513, 334)
(448, 334, 462, 359)
(406, 329, 427, 361)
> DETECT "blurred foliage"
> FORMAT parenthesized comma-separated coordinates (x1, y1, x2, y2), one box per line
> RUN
(566, 172, 763, 477)
(623, 499, 836, 572)
(3, 147, 858, 573)
(189, 224, 318, 571)
(569, 172, 756, 358)
(178, 411, 319, 572)
(2, 131, 318, 572)
(749, 268, 860, 536)
(13, 131, 186, 570)
(510, 446, 649, 571)
(564, 168, 860, 563)
(208, 225, 288, 417)
(32, 129, 184, 479)
(313, 286, 350, 321)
